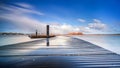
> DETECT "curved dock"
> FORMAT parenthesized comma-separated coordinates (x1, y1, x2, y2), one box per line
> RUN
(0, 36, 120, 68)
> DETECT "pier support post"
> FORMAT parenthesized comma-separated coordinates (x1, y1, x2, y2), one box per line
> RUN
(46, 25, 49, 46)
(36, 30, 38, 37)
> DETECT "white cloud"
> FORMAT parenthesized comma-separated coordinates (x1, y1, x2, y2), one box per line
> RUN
(0, 3, 80, 34)
(0, 3, 45, 33)
(78, 19, 108, 34)
(0, 4, 44, 15)
(0, 3, 108, 34)
(93, 19, 101, 23)
(88, 19, 107, 30)
(79, 26, 90, 33)
(0, 13, 46, 33)
(50, 22, 105, 34)
(15, 3, 33, 8)
(77, 18, 86, 23)
(50, 24, 81, 34)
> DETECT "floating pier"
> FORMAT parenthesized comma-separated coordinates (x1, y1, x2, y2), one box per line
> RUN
(29, 35, 55, 38)
(0, 36, 120, 68)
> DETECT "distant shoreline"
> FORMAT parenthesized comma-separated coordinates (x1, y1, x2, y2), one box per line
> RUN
(0, 32, 120, 36)
(0, 32, 27, 35)
(83, 34, 120, 35)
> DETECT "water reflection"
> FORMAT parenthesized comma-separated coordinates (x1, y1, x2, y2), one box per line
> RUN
(47, 37, 49, 46)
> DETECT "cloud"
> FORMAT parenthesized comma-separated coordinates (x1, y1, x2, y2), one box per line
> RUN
(40, 19, 107, 34)
(0, 3, 84, 34)
(88, 19, 107, 30)
(15, 3, 33, 8)
(0, 3, 108, 34)
(50, 23, 80, 34)
(0, 3, 45, 33)
(93, 19, 101, 23)
(77, 18, 86, 23)
(78, 19, 108, 34)
(0, 3, 44, 15)
(0, 3, 81, 34)
(0, 13, 46, 33)
(79, 26, 90, 33)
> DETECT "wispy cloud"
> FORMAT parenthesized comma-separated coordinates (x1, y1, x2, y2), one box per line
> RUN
(15, 3, 33, 8)
(50, 19, 105, 34)
(77, 18, 86, 23)
(0, 3, 45, 33)
(88, 19, 107, 30)
(0, 13, 46, 33)
(0, 3, 44, 15)
(0, 3, 108, 34)
(0, 3, 83, 34)
(76, 19, 107, 34)
(50, 23, 80, 34)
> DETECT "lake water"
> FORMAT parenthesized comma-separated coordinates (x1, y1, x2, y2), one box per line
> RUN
(73, 35, 120, 54)
(0, 35, 39, 46)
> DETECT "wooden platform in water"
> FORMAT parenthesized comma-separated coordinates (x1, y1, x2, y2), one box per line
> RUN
(29, 35, 55, 38)
(0, 36, 120, 68)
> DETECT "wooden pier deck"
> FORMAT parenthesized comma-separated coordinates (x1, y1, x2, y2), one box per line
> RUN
(0, 36, 120, 68)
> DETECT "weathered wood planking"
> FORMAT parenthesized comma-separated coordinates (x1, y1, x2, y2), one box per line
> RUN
(0, 36, 120, 68)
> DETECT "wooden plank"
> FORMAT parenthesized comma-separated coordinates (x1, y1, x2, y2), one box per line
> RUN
(0, 36, 120, 68)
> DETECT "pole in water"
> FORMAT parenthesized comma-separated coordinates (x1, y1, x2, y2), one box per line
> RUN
(46, 25, 49, 46)
(36, 29, 38, 37)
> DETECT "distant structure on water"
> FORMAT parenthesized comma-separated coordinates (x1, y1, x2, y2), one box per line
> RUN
(67, 32, 83, 35)
(29, 25, 55, 38)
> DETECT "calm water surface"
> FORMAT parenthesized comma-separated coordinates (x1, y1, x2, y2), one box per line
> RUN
(0, 35, 38, 46)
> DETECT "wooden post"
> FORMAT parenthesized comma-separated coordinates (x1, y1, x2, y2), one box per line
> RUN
(46, 25, 49, 46)
(36, 29, 38, 37)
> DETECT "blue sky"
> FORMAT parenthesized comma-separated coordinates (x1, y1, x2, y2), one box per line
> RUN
(0, 0, 120, 34)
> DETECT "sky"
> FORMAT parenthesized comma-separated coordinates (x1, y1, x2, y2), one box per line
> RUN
(0, 0, 120, 34)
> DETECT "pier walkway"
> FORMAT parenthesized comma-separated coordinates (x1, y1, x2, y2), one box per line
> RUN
(0, 36, 120, 68)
